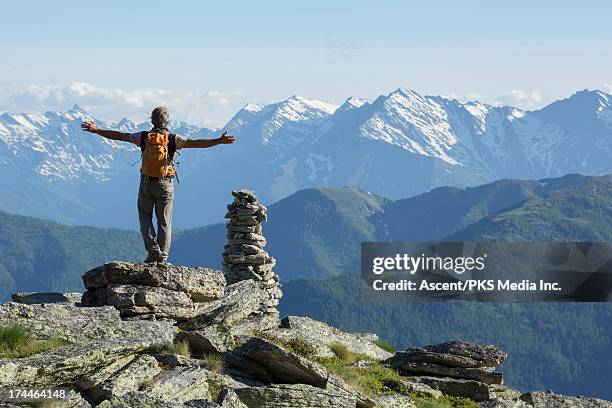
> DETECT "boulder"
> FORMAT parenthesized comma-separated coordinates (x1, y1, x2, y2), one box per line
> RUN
(423, 341, 507, 367)
(142, 366, 248, 404)
(398, 379, 443, 399)
(231, 336, 328, 387)
(176, 324, 236, 354)
(372, 395, 417, 408)
(520, 391, 612, 408)
(87, 354, 162, 403)
(82, 284, 200, 321)
(481, 398, 531, 407)
(233, 384, 356, 407)
(82, 262, 225, 302)
(11, 291, 82, 305)
(0, 301, 176, 344)
(0, 334, 172, 387)
(387, 361, 503, 385)
(409, 376, 491, 402)
(180, 280, 270, 330)
(272, 316, 392, 360)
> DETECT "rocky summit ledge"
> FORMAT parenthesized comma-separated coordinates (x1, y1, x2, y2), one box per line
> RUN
(2, 264, 612, 407)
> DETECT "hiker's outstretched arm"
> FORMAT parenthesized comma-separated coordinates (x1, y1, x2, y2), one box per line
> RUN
(81, 120, 130, 142)
(183, 131, 236, 148)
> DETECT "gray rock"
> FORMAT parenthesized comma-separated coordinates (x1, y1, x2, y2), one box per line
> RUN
(82, 261, 225, 302)
(152, 353, 207, 369)
(82, 284, 200, 321)
(0, 333, 172, 387)
(395, 347, 497, 369)
(399, 379, 443, 399)
(232, 336, 328, 387)
(271, 316, 392, 360)
(218, 388, 248, 408)
(177, 324, 236, 354)
(520, 391, 612, 408)
(180, 280, 270, 330)
(0, 301, 176, 344)
(372, 395, 417, 408)
(11, 291, 78, 304)
(87, 354, 162, 403)
(388, 361, 503, 385)
(233, 384, 356, 407)
(98, 391, 184, 408)
(143, 366, 248, 404)
(410, 375, 491, 402)
(481, 398, 531, 407)
(76, 354, 138, 392)
(423, 341, 507, 368)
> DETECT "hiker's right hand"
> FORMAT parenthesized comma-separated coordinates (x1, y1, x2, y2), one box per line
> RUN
(81, 120, 97, 133)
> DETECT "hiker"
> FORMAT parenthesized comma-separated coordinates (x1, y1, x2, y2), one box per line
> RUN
(81, 106, 235, 264)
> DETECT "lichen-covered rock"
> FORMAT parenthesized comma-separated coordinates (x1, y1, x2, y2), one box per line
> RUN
(0, 334, 172, 387)
(231, 336, 328, 387)
(233, 383, 356, 407)
(83, 261, 226, 302)
(142, 366, 249, 404)
(11, 291, 82, 305)
(399, 379, 443, 399)
(372, 395, 417, 408)
(520, 391, 612, 408)
(388, 361, 503, 385)
(271, 316, 392, 360)
(82, 284, 201, 321)
(0, 302, 176, 344)
(177, 324, 235, 354)
(423, 341, 507, 367)
(409, 376, 491, 402)
(87, 354, 162, 403)
(179, 280, 270, 331)
(481, 398, 531, 407)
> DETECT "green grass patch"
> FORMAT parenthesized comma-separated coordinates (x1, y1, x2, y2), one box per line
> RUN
(373, 338, 396, 353)
(256, 332, 318, 359)
(0, 324, 70, 358)
(202, 353, 225, 373)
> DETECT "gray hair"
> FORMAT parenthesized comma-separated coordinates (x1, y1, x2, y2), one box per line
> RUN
(151, 106, 170, 128)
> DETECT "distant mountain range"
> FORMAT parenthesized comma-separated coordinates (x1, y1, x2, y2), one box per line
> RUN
(2, 89, 612, 228)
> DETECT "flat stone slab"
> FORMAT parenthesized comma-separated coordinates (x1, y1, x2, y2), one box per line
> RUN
(409, 375, 491, 402)
(0, 302, 176, 344)
(233, 384, 355, 408)
(232, 336, 328, 387)
(387, 360, 503, 385)
(271, 316, 392, 361)
(520, 391, 612, 408)
(11, 292, 82, 305)
(423, 341, 507, 367)
(82, 262, 225, 302)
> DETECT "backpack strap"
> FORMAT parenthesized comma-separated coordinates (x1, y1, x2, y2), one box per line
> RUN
(139, 131, 148, 153)
(168, 134, 177, 163)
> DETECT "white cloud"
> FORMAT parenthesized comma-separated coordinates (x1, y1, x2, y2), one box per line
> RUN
(603, 83, 612, 93)
(492, 90, 543, 110)
(325, 35, 361, 61)
(0, 82, 249, 128)
(461, 90, 544, 110)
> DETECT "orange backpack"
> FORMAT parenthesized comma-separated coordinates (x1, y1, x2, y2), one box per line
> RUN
(139, 131, 177, 178)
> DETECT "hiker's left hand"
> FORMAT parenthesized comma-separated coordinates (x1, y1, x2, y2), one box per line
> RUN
(218, 131, 236, 144)
(81, 120, 97, 133)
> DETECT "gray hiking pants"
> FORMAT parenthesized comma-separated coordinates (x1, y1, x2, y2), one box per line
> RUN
(137, 176, 174, 260)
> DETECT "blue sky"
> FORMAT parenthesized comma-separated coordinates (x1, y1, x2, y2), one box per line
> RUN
(1, 0, 611, 126)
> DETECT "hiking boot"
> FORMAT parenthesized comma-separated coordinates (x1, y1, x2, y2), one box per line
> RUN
(144, 252, 162, 264)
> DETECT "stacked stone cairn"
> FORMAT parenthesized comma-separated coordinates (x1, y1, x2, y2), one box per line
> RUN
(222, 189, 282, 314)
